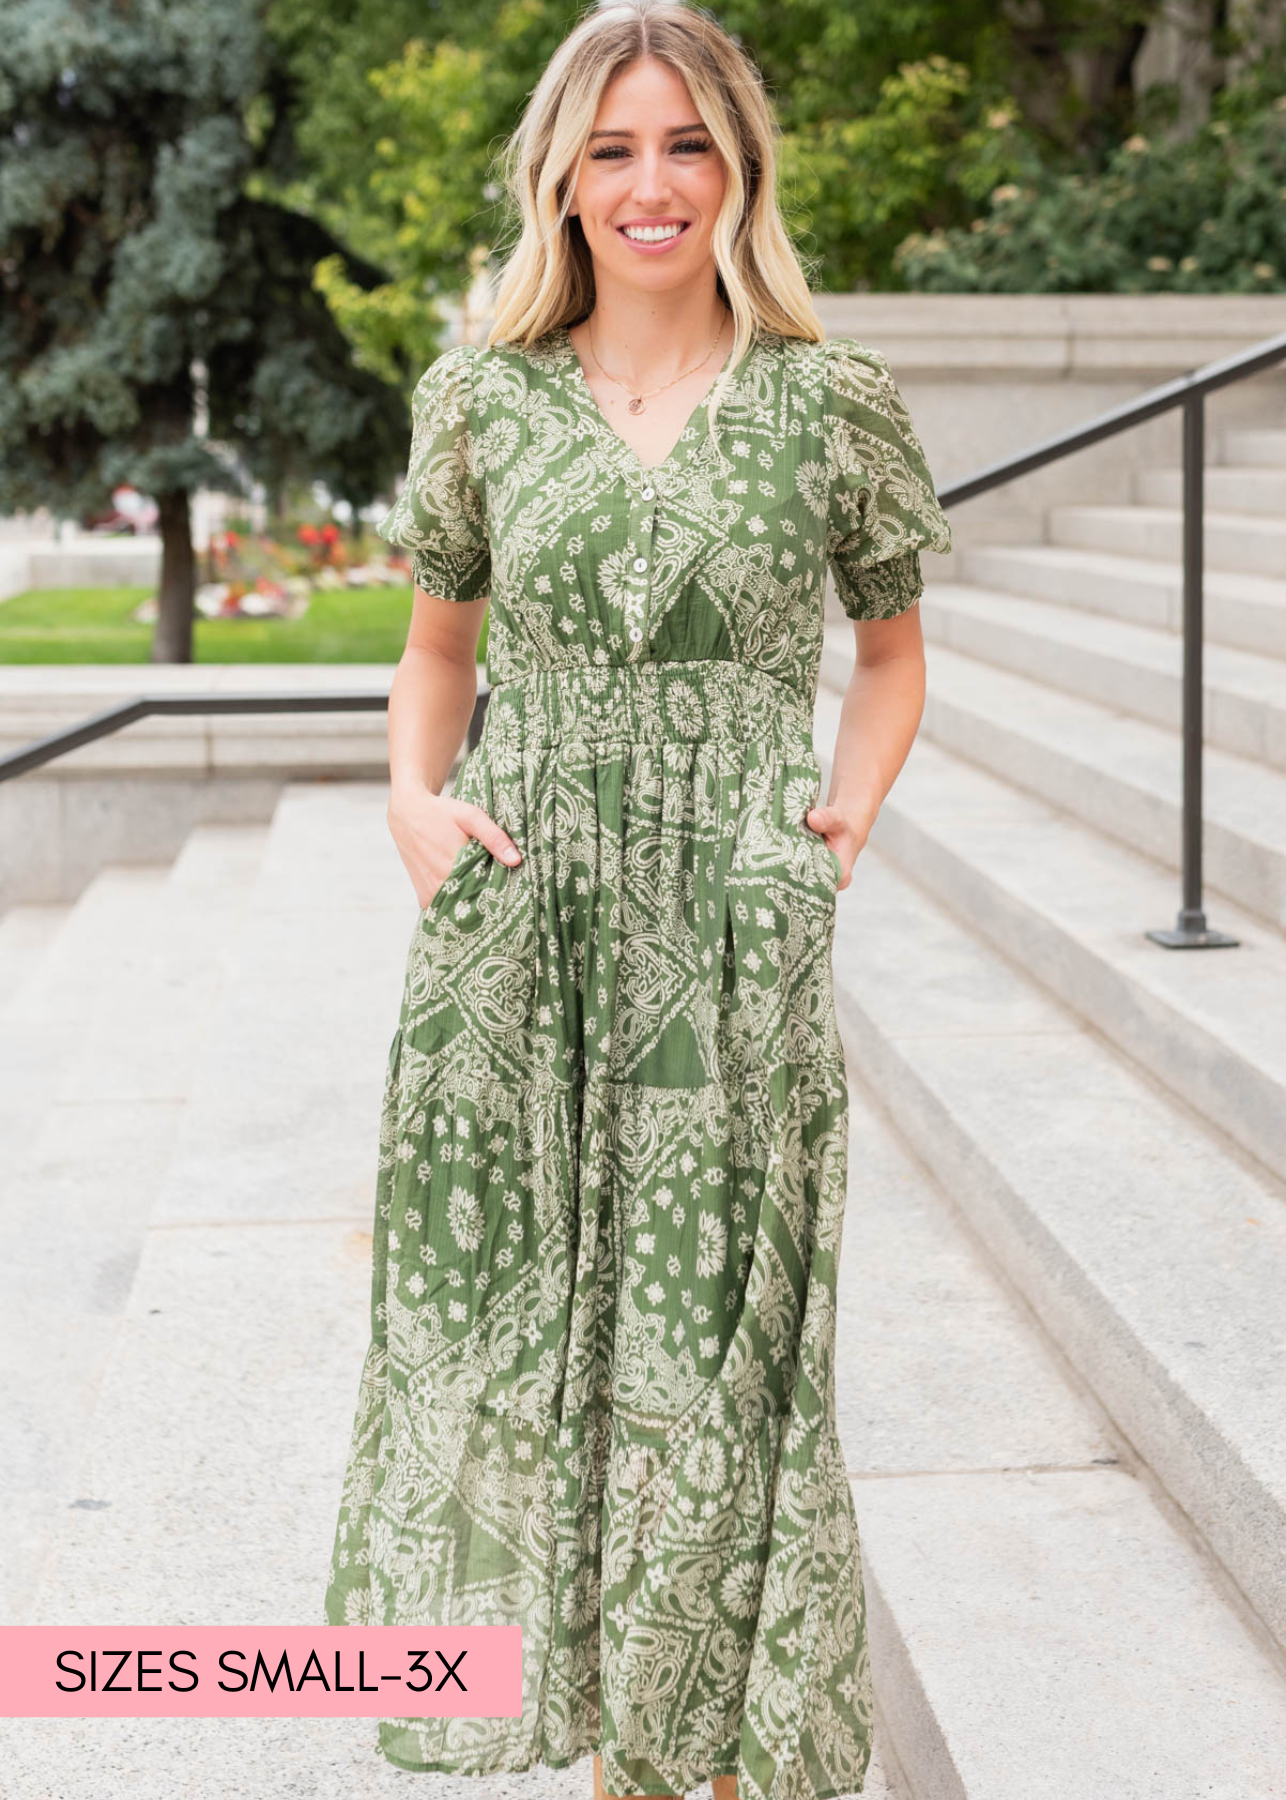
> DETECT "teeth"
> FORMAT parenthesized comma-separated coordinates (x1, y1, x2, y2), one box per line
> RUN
(622, 223, 684, 242)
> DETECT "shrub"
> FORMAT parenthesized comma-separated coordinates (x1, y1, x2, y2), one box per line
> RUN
(896, 93, 1286, 292)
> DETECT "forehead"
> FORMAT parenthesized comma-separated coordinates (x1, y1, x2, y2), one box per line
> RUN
(591, 56, 701, 126)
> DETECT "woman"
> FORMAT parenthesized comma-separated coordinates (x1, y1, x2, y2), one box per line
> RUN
(324, 4, 951, 1798)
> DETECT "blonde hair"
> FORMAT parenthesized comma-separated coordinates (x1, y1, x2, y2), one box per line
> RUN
(486, 0, 825, 459)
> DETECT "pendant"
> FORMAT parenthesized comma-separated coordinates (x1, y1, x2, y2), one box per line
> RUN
(628, 396, 645, 414)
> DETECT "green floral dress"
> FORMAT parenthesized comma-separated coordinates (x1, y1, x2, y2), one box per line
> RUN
(323, 322, 951, 1800)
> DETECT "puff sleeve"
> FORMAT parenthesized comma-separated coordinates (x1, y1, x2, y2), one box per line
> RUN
(822, 337, 952, 621)
(376, 343, 491, 604)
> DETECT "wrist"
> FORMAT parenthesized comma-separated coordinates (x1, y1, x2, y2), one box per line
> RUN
(388, 775, 439, 810)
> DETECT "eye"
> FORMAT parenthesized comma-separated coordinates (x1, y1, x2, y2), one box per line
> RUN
(588, 137, 712, 160)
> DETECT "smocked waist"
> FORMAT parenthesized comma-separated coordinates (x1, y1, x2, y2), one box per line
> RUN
(479, 661, 817, 755)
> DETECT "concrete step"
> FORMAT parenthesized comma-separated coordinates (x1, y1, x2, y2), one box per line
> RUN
(816, 665, 1286, 1183)
(845, 629, 1286, 935)
(53, 823, 270, 1110)
(958, 541, 1286, 661)
(9, 774, 1286, 1794)
(4, 779, 415, 1629)
(817, 772, 1286, 1658)
(1225, 427, 1286, 467)
(1135, 463, 1286, 515)
(920, 581, 1286, 772)
(0, 824, 268, 1625)
(0, 901, 69, 1012)
(832, 999, 1286, 1796)
(137, 781, 422, 1235)
(0, 866, 172, 1176)
(0, 901, 70, 1143)
(1047, 502, 1286, 580)
(860, 1462, 1286, 1799)
(2, 866, 168, 1027)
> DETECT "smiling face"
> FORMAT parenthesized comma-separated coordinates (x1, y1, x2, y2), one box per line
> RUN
(566, 57, 728, 293)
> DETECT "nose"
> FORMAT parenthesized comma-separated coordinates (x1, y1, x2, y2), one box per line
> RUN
(630, 147, 673, 202)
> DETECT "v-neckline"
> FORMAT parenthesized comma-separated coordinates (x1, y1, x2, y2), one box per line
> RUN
(553, 321, 738, 479)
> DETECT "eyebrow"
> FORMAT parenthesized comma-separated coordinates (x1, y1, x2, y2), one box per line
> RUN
(587, 122, 707, 140)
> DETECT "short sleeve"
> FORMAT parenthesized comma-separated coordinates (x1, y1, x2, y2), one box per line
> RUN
(822, 337, 952, 621)
(376, 343, 491, 604)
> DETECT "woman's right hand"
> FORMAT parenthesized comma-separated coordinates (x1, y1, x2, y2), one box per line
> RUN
(387, 784, 522, 911)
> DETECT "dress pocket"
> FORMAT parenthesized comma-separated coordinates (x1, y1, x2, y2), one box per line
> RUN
(420, 834, 486, 923)
(803, 826, 842, 889)
(730, 749, 842, 904)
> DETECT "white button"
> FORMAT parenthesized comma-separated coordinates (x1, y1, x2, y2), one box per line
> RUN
(641, 486, 655, 501)
(629, 626, 643, 641)
(632, 555, 647, 572)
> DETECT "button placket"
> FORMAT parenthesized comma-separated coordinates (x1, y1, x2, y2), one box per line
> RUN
(624, 479, 660, 660)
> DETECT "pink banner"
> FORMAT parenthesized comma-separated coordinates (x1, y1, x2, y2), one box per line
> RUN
(0, 1627, 522, 1718)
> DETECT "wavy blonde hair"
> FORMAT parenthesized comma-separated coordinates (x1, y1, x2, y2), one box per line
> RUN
(486, 0, 825, 459)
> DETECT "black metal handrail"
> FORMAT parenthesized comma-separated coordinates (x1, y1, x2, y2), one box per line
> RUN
(939, 324, 1286, 951)
(3, 326, 1285, 948)
(0, 679, 490, 784)
(932, 329, 1286, 508)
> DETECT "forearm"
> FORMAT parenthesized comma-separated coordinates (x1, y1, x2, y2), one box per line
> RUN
(827, 650, 926, 843)
(387, 642, 479, 800)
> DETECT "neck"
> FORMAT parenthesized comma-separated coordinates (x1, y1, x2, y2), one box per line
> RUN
(578, 285, 729, 388)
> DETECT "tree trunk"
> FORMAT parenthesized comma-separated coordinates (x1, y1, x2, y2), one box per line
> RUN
(1134, 0, 1225, 141)
(151, 489, 196, 664)
(1001, 0, 1155, 156)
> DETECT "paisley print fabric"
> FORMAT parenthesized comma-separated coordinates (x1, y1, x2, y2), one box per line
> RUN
(323, 323, 951, 1799)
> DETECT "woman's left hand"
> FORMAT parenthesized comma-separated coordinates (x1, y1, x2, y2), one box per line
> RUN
(804, 803, 866, 891)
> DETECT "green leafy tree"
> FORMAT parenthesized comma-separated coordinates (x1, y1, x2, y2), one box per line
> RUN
(896, 83, 1286, 291)
(274, 0, 1286, 322)
(0, 0, 410, 662)
(267, 0, 1182, 331)
(265, 0, 576, 370)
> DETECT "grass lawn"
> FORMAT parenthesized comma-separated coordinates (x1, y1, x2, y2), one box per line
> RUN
(0, 585, 488, 664)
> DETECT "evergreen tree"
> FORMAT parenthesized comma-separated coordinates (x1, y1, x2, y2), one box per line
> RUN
(0, 0, 410, 661)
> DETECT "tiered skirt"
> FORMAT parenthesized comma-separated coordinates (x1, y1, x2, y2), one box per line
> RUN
(324, 659, 873, 1800)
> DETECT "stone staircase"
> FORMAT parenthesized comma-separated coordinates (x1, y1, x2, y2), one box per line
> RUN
(812, 422, 1286, 1795)
(7, 787, 875, 1799)
(0, 430, 1284, 1797)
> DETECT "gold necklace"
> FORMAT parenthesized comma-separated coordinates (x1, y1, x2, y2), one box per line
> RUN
(586, 308, 730, 414)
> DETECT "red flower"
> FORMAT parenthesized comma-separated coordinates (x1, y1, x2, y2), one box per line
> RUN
(320, 522, 340, 544)
(298, 524, 320, 545)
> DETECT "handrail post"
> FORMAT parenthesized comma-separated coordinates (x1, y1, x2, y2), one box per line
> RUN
(1146, 388, 1237, 950)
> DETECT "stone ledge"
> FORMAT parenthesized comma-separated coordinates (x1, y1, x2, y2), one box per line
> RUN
(0, 664, 481, 907)
(0, 662, 485, 776)
(810, 292, 1286, 378)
